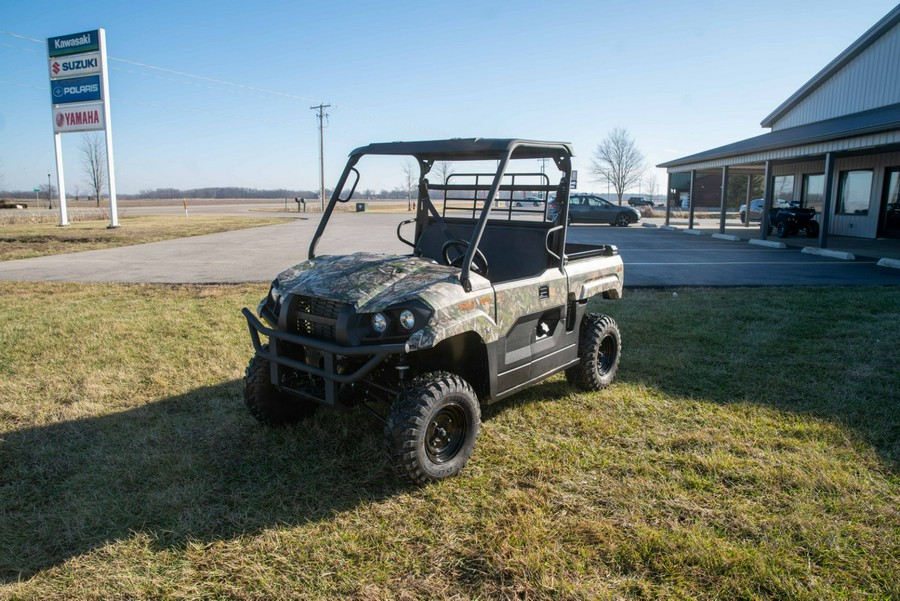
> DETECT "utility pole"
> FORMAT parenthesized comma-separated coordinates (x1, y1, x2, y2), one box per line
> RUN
(310, 103, 331, 211)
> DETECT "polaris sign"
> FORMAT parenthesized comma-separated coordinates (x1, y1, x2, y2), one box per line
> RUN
(47, 30, 99, 57)
(49, 52, 101, 79)
(51, 75, 102, 104)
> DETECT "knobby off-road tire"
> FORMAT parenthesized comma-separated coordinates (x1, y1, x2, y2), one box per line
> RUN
(806, 220, 820, 238)
(384, 371, 481, 485)
(565, 313, 621, 391)
(243, 345, 317, 426)
(776, 220, 790, 238)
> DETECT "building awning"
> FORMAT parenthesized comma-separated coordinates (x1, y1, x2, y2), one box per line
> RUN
(658, 102, 900, 171)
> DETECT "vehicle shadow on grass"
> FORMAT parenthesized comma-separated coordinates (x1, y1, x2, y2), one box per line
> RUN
(0, 380, 406, 582)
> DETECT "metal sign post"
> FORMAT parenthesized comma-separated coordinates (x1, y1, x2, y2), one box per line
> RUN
(47, 28, 117, 227)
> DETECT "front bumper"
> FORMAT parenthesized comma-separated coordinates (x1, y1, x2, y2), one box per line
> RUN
(242, 307, 406, 406)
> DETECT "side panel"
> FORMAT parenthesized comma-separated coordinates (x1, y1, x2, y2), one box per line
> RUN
(492, 268, 571, 393)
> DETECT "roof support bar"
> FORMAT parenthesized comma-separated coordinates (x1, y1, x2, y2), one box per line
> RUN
(819, 152, 835, 249)
(718, 166, 729, 234)
(760, 160, 773, 240)
(665, 172, 672, 227)
(688, 170, 696, 230)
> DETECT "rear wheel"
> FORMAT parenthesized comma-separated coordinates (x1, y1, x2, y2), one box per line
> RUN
(739, 211, 746, 223)
(806, 220, 820, 238)
(384, 372, 480, 484)
(243, 345, 318, 426)
(566, 314, 621, 391)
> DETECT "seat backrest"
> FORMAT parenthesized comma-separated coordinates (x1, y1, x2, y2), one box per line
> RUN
(416, 220, 553, 283)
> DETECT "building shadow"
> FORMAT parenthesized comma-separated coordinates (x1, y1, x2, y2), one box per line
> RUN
(0, 381, 405, 582)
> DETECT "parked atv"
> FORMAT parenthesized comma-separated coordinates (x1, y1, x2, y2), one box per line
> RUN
(769, 201, 819, 238)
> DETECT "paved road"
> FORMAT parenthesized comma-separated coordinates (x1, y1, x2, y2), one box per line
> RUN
(0, 213, 897, 286)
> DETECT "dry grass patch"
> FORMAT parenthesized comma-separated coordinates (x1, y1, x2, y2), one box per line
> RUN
(0, 283, 897, 599)
(0, 215, 292, 261)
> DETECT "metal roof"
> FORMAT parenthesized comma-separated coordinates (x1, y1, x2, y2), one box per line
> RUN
(348, 138, 574, 161)
(658, 102, 900, 170)
(760, 5, 900, 128)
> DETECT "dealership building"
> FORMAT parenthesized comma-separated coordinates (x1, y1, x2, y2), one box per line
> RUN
(659, 5, 900, 247)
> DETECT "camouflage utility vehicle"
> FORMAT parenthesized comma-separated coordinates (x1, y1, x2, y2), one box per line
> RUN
(242, 138, 624, 484)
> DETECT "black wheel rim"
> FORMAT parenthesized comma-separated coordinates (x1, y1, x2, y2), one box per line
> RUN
(597, 333, 617, 375)
(425, 403, 467, 464)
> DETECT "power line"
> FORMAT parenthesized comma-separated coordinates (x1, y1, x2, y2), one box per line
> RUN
(0, 29, 317, 102)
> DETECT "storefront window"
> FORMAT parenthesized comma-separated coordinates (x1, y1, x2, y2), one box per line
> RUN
(771, 175, 794, 209)
(802, 174, 824, 213)
(838, 170, 873, 215)
(883, 168, 900, 237)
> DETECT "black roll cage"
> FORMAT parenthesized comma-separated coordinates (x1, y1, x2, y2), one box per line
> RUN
(307, 138, 574, 291)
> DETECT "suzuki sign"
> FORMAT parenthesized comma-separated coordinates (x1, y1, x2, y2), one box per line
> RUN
(49, 52, 101, 79)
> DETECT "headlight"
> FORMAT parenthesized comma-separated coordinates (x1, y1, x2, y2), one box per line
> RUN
(399, 309, 416, 330)
(371, 312, 387, 333)
(269, 281, 282, 304)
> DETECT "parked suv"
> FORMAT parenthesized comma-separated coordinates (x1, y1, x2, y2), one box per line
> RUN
(627, 196, 653, 207)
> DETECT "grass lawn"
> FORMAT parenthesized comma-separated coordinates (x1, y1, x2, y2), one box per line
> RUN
(0, 215, 293, 261)
(0, 283, 897, 599)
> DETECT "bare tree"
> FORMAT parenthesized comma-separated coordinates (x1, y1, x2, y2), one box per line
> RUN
(644, 171, 658, 202)
(81, 134, 106, 206)
(402, 160, 417, 211)
(590, 128, 645, 205)
(432, 161, 454, 185)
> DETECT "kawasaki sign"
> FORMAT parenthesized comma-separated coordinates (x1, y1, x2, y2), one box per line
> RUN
(47, 30, 99, 57)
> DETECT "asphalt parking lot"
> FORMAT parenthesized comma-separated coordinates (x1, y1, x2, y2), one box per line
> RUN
(566, 225, 900, 287)
(0, 212, 897, 286)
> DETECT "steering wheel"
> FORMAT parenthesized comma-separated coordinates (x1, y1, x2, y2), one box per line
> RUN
(441, 239, 489, 276)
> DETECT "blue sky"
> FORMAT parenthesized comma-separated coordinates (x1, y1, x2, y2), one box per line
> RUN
(1, 0, 898, 195)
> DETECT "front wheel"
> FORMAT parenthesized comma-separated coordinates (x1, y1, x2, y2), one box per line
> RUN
(384, 372, 481, 484)
(244, 346, 318, 426)
(566, 314, 621, 391)
(776, 221, 789, 238)
(614, 213, 630, 227)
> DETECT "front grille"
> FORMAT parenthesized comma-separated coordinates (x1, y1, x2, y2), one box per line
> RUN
(290, 295, 347, 341)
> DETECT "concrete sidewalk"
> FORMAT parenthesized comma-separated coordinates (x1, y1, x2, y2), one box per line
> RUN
(0, 215, 407, 284)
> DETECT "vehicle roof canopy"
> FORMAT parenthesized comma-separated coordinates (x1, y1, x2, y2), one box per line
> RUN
(349, 138, 574, 161)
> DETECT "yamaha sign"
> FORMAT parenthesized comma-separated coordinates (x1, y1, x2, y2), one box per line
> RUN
(53, 102, 105, 133)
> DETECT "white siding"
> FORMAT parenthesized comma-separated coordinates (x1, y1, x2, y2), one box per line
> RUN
(771, 23, 900, 131)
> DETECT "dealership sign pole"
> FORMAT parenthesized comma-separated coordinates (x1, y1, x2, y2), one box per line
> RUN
(47, 28, 119, 227)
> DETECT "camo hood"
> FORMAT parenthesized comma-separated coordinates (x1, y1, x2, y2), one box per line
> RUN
(276, 252, 487, 313)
